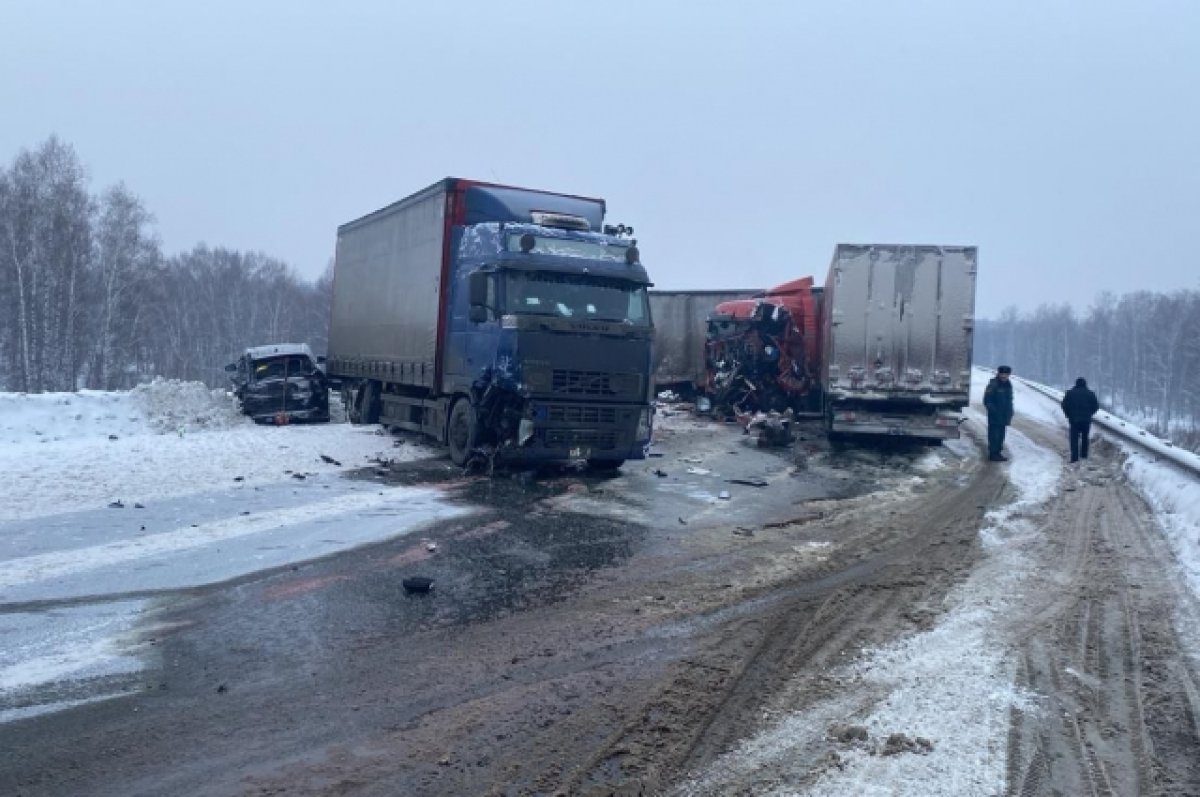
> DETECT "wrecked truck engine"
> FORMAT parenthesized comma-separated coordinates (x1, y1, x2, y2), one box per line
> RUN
(703, 277, 821, 419)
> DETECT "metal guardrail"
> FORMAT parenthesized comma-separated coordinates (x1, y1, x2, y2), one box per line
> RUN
(1008, 373, 1200, 478)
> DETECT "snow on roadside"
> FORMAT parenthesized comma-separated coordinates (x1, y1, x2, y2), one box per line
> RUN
(787, 422, 1058, 796)
(1121, 451, 1200, 600)
(0, 383, 434, 522)
(679, 419, 1061, 797)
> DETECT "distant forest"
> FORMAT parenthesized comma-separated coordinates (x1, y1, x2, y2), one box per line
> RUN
(5, 138, 1199, 450)
(0, 137, 330, 392)
(975, 293, 1200, 446)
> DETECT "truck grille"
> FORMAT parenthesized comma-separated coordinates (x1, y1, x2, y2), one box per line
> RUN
(546, 405, 617, 425)
(551, 369, 640, 397)
(545, 429, 618, 450)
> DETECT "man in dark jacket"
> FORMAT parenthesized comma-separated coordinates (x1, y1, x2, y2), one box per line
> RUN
(1060, 377, 1100, 462)
(983, 366, 1014, 461)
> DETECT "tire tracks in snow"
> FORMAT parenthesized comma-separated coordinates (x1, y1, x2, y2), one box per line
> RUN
(1004, 428, 1200, 795)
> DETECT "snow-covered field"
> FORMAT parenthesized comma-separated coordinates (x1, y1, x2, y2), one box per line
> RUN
(0, 381, 464, 723)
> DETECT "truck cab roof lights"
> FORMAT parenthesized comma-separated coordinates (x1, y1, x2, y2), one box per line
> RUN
(530, 211, 590, 231)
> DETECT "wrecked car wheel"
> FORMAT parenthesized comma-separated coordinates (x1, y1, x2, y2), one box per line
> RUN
(586, 459, 625, 472)
(447, 398, 478, 467)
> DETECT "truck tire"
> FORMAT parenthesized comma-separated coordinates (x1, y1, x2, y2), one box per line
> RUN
(447, 397, 477, 467)
(349, 381, 381, 425)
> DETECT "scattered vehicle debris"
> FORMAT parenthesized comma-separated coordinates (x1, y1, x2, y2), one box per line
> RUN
(402, 576, 434, 594)
(726, 478, 768, 488)
(744, 411, 795, 447)
(225, 343, 331, 425)
(320, 454, 342, 466)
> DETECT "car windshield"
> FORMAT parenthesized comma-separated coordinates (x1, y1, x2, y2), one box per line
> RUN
(252, 355, 315, 379)
(502, 271, 650, 326)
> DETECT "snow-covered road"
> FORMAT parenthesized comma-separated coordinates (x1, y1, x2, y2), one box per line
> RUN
(679, 369, 1200, 796)
(0, 382, 467, 723)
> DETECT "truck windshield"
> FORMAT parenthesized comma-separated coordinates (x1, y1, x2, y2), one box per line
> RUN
(503, 271, 650, 325)
(505, 234, 630, 262)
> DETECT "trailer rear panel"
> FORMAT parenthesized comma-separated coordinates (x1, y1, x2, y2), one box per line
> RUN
(822, 245, 976, 439)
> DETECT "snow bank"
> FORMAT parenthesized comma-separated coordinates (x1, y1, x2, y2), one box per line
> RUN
(0, 379, 244, 447)
(1122, 451, 1200, 599)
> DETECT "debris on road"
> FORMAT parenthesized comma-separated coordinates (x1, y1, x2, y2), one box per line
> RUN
(744, 411, 795, 447)
(718, 490, 731, 500)
(402, 576, 434, 594)
(686, 466, 711, 476)
(320, 454, 342, 466)
(727, 478, 768, 488)
(108, 500, 124, 509)
(828, 723, 869, 744)
(881, 732, 934, 756)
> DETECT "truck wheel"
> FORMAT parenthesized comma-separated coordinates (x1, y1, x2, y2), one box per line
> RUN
(447, 398, 477, 467)
(586, 459, 625, 472)
(350, 381, 381, 425)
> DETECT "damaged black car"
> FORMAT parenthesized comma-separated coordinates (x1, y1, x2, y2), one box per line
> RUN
(225, 344, 331, 424)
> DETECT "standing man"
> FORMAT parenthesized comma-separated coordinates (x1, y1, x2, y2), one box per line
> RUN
(983, 365, 1014, 461)
(1060, 377, 1100, 462)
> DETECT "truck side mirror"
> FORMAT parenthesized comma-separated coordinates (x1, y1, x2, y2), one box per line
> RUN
(468, 271, 491, 323)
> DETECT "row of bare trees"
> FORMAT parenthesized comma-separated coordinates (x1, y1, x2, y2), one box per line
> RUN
(0, 137, 331, 392)
(976, 291, 1200, 439)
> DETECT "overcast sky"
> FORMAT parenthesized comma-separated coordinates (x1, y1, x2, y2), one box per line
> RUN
(3, 1, 1197, 318)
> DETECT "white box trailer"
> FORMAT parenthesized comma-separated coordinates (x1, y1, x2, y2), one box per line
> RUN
(821, 244, 977, 440)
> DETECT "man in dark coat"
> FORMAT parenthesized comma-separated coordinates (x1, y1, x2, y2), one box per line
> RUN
(1060, 377, 1100, 462)
(983, 366, 1014, 461)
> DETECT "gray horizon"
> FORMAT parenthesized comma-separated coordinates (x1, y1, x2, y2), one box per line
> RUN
(3, 0, 1197, 319)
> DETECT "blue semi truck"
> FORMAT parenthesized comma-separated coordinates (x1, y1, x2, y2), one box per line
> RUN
(326, 178, 654, 468)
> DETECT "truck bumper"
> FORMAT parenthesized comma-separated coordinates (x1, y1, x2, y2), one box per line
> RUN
(829, 409, 962, 440)
(503, 402, 652, 462)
